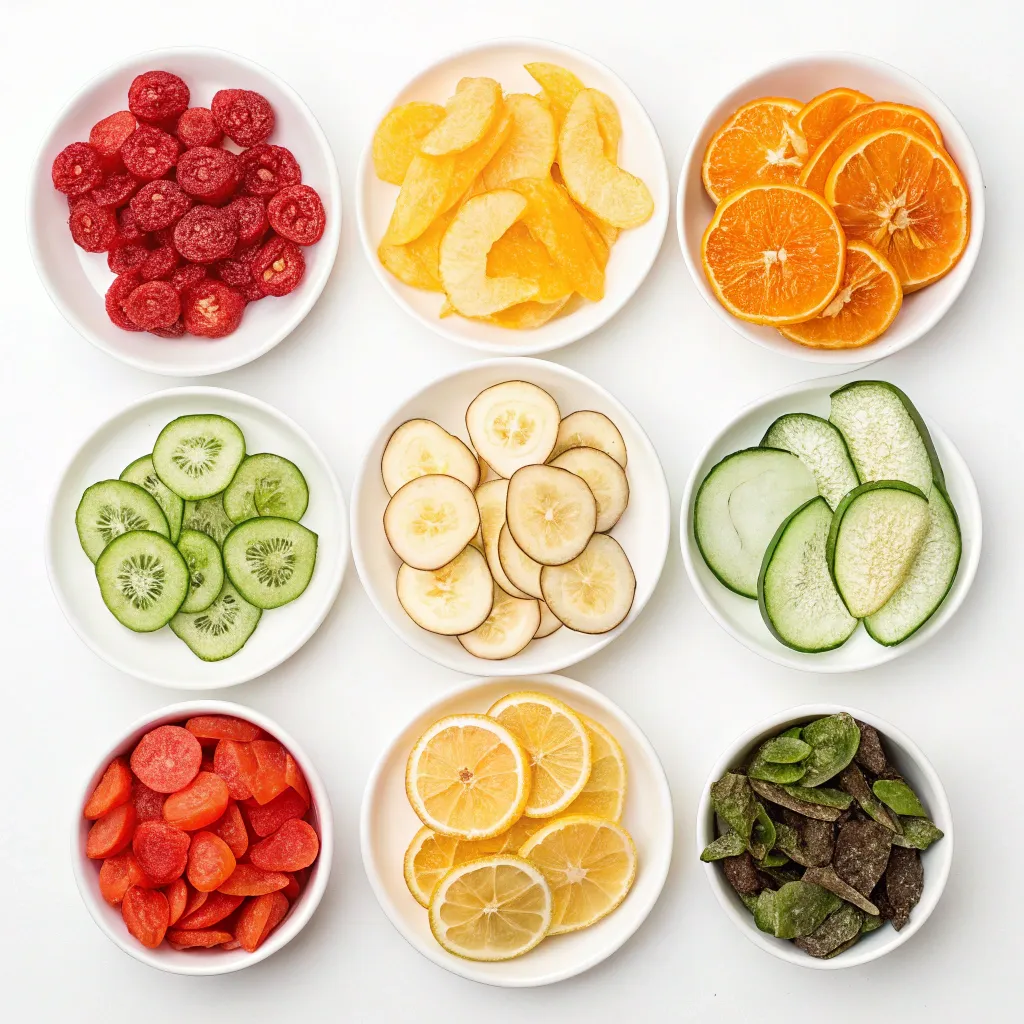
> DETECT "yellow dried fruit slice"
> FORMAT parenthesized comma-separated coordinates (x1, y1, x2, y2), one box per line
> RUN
(377, 239, 441, 291)
(420, 77, 501, 156)
(480, 93, 557, 190)
(383, 152, 455, 245)
(486, 221, 572, 303)
(442, 105, 513, 211)
(372, 101, 446, 185)
(480, 296, 572, 330)
(524, 63, 620, 158)
(560, 716, 627, 821)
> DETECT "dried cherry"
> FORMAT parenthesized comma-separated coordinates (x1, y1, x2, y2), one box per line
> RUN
(267, 184, 325, 245)
(212, 88, 275, 146)
(123, 281, 181, 330)
(253, 235, 305, 297)
(130, 179, 191, 231)
(89, 171, 140, 208)
(69, 200, 118, 252)
(239, 144, 301, 198)
(51, 142, 105, 196)
(173, 205, 238, 263)
(121, 125, 179, 181)
(181, 279, 246, 338)
(176, 146, 240, 204)
(128, 70, 190, 124)
(89, 111, 137, 167)
(105, 273, 143, 331)
(175, 106, 223, 148)
(226, 196, 268, 246)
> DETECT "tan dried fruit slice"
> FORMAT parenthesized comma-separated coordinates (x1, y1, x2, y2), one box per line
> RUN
(466, 380, 560, 478)
(396, 545, 493, 636)
(457, 584, 540, 660)
(384, 474, 480, 571)
(534, 600, 563, 638)
(421, 78, 501, 156)
(549, 410, 627, 466)
(377, 240, 441, 291)
(442, 106, 513, 211)
(506, 464, 598, 566)
(550, 447, 629, 532)
(540, 533, 635, 633)
(524, 64, 620, 157)
(373, 101, 446, 185)
(475, 479, 530, 600)
(383, 152, 455, 245)
(381, 419, 480, 495)
(404, 207, 455, 283)
(480, 93, 557, 189)
(498, 522, 543, 599)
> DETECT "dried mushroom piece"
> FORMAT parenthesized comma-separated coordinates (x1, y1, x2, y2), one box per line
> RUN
(801, 864, 879, 915)
(853, 720, 888, 774)
(722, 851, 762, 895)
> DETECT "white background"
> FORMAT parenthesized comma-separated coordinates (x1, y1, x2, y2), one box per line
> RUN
(3, 0, 1021, 1020)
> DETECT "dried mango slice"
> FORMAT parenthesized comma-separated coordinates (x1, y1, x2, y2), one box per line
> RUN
(480, 94, 557, 190)
(372, 101, 445, 184)
(421, 78, 501, 155)
(486, 221, 572, 302)
(383, 152, 455, 245)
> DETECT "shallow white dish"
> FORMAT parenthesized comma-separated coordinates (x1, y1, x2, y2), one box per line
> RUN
(28, 46, 342, 377)
(351, 357, 670, 676)
(73, 700, 333, 975)
(677, 52, 985, 367)
(697, 704, 952, 969)
(361, 673, 673, 987)
(46, 387, 347, 688)
(680, 372, 981, 672)
(356, 36, 669, 355)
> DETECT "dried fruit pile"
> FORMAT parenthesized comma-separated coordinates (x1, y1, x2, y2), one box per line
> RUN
(84, 715, 321, 953)
(404, 691, 635, 961)
(700, 713, 944, 959)
(50, 69, 326, 340)
(372, 62, 654, 330)
(699, 88, 970, 349)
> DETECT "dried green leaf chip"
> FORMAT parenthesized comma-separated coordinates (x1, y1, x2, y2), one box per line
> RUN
(749, 804, 776, 860)
(781, 726, 803, 740)
(749, 778, 846, 821)
(754, 888, 777, 933)
(773, 881, 842, 939)
(883, 845, 924, 931)
(798, 713, 861, 787)
(701, 831, 748, 862)
(779, 784, 853, 810)
(748, 759, 808, 784)
(794, 903, 863, 958)
(801, 864, 879, 915)
(833, 818, 893, 897)
(853, 720, 888, 775)
(891, 817, 944, 850)
(758, 862, 803, 887)
(872, 779, 927, 817)
(838, 763, 902, 833)
(757, 850, 790, 869)
(739, 891, 760, 914)
(823, 935, 862, 959)
(759, 735, 813, 764)
(861, 913, 884, 935)
(711, 773, 759, 843)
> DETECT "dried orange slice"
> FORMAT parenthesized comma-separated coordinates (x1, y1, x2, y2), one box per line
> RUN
(702, 98, 806, 204)
(799, 102, 943, 195)
(825, 128, 970, 292)
(779, 241, 902, 348)
(794, 87, 873, 153)
(701, 183, 845, 325)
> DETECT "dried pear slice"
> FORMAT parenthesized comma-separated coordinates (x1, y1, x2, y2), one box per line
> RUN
(381, 419, 480, 496)
(535, 600, 563, 639)
(550, 447, 629, 533)
(384, 474, 480, 571)
(474, 479, 528, 599)
(466, 381, 560, 478)
(541, 533, 635, 634)
(506, 464, 597, 566)
(549, 410, 627, 467)
(397, 546, 494, 635)
(458, 584, 540, 660)
(498, 522, 543, 599)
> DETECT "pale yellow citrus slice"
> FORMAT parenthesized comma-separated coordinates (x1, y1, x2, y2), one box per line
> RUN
(560, 716, 627, 821)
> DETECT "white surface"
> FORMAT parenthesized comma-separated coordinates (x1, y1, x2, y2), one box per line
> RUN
(361, 674, 672, 986)
(2, 1, 1020, 1021)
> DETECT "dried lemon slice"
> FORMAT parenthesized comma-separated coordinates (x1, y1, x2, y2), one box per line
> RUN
(561, 716, 627, 821)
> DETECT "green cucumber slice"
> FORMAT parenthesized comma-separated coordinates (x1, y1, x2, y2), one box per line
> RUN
(694, 448, 817, 598)
(182, 494, 235, 547)
(120, 455, 184, 544)
(95, 530, 188, 631)
(169, 579, 262, 661)
(223, 517, 318, 609)
(76, 480, 170, 563)
(223, 453, 309, 523)
(827, 481, 931, 618)
(761, 413, 859, 510)
(865, 483, 962, 645)
(152, 414, 246, 500)
(759, 497, 858, 653)
(829, 381, 944, 495)
(177, 528, 225, 614)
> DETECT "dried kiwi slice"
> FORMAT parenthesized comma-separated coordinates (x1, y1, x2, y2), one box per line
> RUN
(76, 480, 170, 563)
(223, 453, 309, 524)
(169, 579, 262, 661)
(177, 528, 224, 614)
(182, 493, 235, 547)
(120, 455, 184, 543)
(223, 517, 318, 609)
(152, 414, 246, 500)
(95, 530, 189, 632)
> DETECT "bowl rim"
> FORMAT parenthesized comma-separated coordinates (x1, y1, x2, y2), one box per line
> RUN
(696, 703, 953, 969)
(678, 371, 983, 673)
(71, 698, 334, 975)
(359, 671, 674, 987)
(355, 34, 670, 356)
(44, 384, 349, 688)
(26, 44, 343, 378)
(675, 49, 986, 366)
(350, 355, 671, 675)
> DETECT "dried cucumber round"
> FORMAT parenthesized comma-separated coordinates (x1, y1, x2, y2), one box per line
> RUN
(177, 528, 224, 614)
(76, 480, 170, 563)
(152, 414, 246, 500)
(169, 579, 261, 661)
(120, 455, 184, 543)
(182, 494, 235, 546)
(95, 530, 189, 632)
(223, 453, 309, 523)
(223, 517, 317, 609)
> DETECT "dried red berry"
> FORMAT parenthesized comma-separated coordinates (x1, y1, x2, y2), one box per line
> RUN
(212, 89, 275, 146)
(108, 243, 149, 275)
(225, 196, 268, 246)
(150, 318, 186, 339)
(168, 263, 207, 294)
(176, 146, 240, 204)
(239, 144, 301, 198)
(173, 206, 238, 263)
(68, 200, 118, 252)
(176, 107, 223, 148)
(130, 180, 191, 232)
(253, 235, 305, 296)
(124, 280, 181, 329)
(117, 207, 144, 245)
(140, 243, 180, 282)
(52, 143, 105, 196)
(212, 244, 260, 288)
(89, 171, 140, 208)
(89, 111, 137, 167)
(267, 185, 325, 246)
(121, 125, 179, 181)
(182, 279, 246, 338)
(128, 71, 190, 124)
(105, 274, 143, 331)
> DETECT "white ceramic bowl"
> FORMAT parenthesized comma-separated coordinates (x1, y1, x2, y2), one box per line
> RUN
(73, 700, 333, 975)
(697, 704, 952, 969)
(356, 37, 669, 355)
(351, 357, 670, 675)
(46, 387, 347, 688)
(361, 673, 673, 987)
(28, 46, 342, 376)
(680, 372, 981, 672)
(677, 52, 985, 367)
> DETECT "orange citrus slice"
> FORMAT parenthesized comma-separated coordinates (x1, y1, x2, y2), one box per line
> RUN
(701, 182, 846, 325)
(779, 241, 902, 348)
(701, 97, 806, 204)
(825, 128, 970, 292)
(794, 87, 873, 153)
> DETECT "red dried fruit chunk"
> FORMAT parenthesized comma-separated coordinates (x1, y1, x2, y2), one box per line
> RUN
(99, 852, 153, 905)
(164, 877, 188, 925)
(117, 207, 144, 245)
(84, 757, 133, 820)
(285, 753, 311, 806)
(52, 142, 104, 196)
(282, 872, 300, 900)
(248, 739, 289, 804)
(122, 885, 170, 949)
(105, 273, 142, 332)
(213, 739, 257, 800)
(124, 280, 181, 330)
(130, 179, 191, 232)
(177, 146, 241, 204)
(131, 725, 202, 793)
(86, 802, 136, 860)
(239, 144, 301, 198)
(121, 125, 179, 181)
(150, 319, 185, 339)
(253, 236, 305, 297)
(245, 787, 308, 838)
(249, 819, 319, 872)
(90, 171, 140, 208)
(187, 830, 237, 892)
(258, 890, 290, 945)
(139, 243, 180, 282)
(235, 890, 287, 952)
(212, 244, 260, 288)
(186, 715, 261, 743)
(167, 928, 233, 949)
(168, 263, 207, 294)
(176, 107, 223, 148)
(174, 205, 238, 263)
(163, 771, 230, 831)
(133, 820, 190, 885)
(177, 889, 243, 930)
(90, 111, 138, 166)
(221, 938, 242, 950)
(267, 184, 325, 246)
(108, 243, 149, 276)
(131, 779, 166, 823)
(226, 195, 269, 246)
(181, 279, 246, 338)
(217, 863, 290, 896)
(129, 70, 190, 124)
(212, 88, 275, 146)
(210, 800, 249, 859)
(182, 884, 208, 919)
(69, 200, 118, 252)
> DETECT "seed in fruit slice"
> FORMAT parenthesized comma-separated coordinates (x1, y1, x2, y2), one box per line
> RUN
(498, 523, 543, 599)
(561, 716, 627, 821)
(506, 464, 597, 566)
(550, 447, 629, 533)
(519, 815, 636, 934)
(540, 533, 635, 634)
(466, 381, 560, 478)
(222, 517, 317, 609)
(488, 691, 593, 818)
(120, 456, 184, 544)
(381, 419, 480, 496)
(152, 415, 246, 501)
(405, 714, 530, 839)
(223, 454, 309, 523)
(396, 546, 493, 635)
(96, 530, 189, 632)
(169, 579, 262, 662)
(76, 480, 170, 563)
(384, 474, 480, 571)
(535, 601, 563, 639)
(458, 584, 540, 660)
(428, 855, 551, 961)
(176, 528, 224, 614)
(549, 410, 627, 467)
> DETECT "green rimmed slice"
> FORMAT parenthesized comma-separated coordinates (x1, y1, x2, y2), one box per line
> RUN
(120, 455, 184, 544)
(169, 579, 262, 661)
(182, 494, 236, 547)
(95, 530, 188, 632)
(223, 517, 318, 610)
(76, 480, 170, 563)
(153, 414, 246, 500)
(177, 528, 224, 614)
(223, 453, 309, 524)
(761, 413, 859, 510)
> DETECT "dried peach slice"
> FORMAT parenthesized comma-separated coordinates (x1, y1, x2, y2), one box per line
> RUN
(442, 105, 512, 211)
(486, 221, 572, 303)
(525, 63, 620, 159)
(421, 78, 502, 156)
(377, 239, 441, 291)
(481, 296, 572, 330)
(794, 88, 873, 154)
(372, 102, 446, 185)
(480, 94, 557, 190)
(383, 152, 454, 245)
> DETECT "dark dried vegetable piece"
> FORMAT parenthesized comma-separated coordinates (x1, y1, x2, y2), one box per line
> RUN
(52, 142, 105, 196)
(722, 851, 762, 895)
(121, 126, 179, 181)
(749, 778, 846, 821)
(128, 70, 190, 124)
(891, 817, 944, 850)
(872, 779, 927, 817)
(176, 107, 223, 148)
(838, 763, 902, 833)
(773, 815, 834, 867)
(853, 720, 888, 774)
(833, 818, 892, 897)
(701, 831, 747, 862)
(883, 845, 924, 931)
(798, 713, 861, 787)
(801, 864, 879, 915)
(773, 881, 842, 939)
(212, 89, 275, 146)
(710, 773, 760, 843)
(794, 903, 864, 958)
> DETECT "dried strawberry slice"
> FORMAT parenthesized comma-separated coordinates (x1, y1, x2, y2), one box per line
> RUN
(69, 200, 118, 252)
(117, 207, 144, 245)
(129, 70, 190, 124)
(105, 273, 143, 331)
(239, 144, 301, 198)
(212, 89, 275, 146)
(253, 235, 305, 296)
(173, 206, 238, 263)
(176, 146, 240, 204)
(108, 244, 149, 275)
(168, 263, 207, 294)
(90, 171, 140, 208)
(124, 280, 181, 329)
(89, 111, 138, 168)
(225, 196, 268, 246)
(121, 126, 179, 181)
(182, 279, 246, 337)
(130, 180, 191, 232)
(140, 242, 180, 282)
(52, 143, 105, 197)
(267, 185, 325, 246)
(175, 107, 223, 148)
(212, 244, 260, 288)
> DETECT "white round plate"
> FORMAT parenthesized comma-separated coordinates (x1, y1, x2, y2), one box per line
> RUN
(28, 46, 342, 377)
(361, 673, 673, 987)
(351, 357, 670, 676)
(677, 52, 985, 368)
(46, 387, 347, 688)
(697, 704, 952, 969)
(680, 373, 981, 672)
(356, 37, 669, 355)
